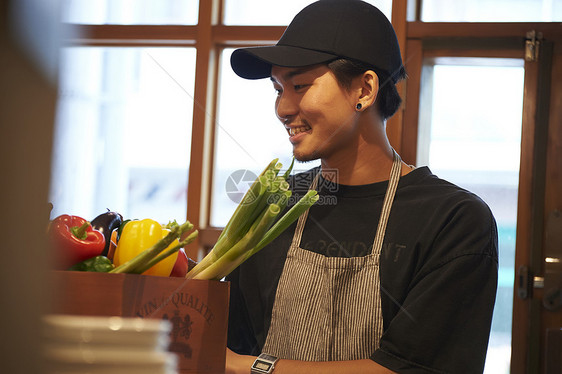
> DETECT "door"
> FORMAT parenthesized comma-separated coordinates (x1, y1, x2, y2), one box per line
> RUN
(401, 24, 562, 374)
(514, 30, 562, 374)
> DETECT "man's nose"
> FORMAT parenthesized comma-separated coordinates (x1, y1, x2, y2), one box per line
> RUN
(275, 92, 298, 123)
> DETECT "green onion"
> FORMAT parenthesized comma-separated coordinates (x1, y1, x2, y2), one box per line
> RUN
(132, 230, 199, 274)
(215, 176, 268, 250)
(282, 157, 295, 180)
(249, 190, 318, 257)
(193, 204, 281, 280)
(186, 177, 269, 280)
(187, 160, 282, 279)
(215, 158, 279, 244)
(186, 157, 319, 280)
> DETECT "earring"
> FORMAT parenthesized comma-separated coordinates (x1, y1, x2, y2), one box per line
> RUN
(356, 103, 362, 110)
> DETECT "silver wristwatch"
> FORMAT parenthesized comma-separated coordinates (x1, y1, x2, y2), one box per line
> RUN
(251, 353, 279, 374)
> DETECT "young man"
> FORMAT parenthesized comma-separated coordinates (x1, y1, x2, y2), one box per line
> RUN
(225, 1, 498, 373)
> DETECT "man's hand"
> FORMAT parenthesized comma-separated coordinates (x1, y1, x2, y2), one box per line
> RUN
(225, 348, 255, 374)
(225, 348, 396, 374)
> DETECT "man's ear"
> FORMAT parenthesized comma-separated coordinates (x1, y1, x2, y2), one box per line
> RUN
(356, 70, 379, 110)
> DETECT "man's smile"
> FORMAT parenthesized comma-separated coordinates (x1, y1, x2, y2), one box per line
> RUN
(285, 124, 312, 137)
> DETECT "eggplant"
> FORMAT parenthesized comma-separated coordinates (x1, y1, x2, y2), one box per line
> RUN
(91, 210, 123, 256)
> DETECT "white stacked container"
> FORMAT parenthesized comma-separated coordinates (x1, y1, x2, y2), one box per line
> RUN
(42, 315, 177, 374)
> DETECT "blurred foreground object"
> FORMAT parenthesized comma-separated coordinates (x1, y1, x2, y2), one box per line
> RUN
(0, 0, 63, 373)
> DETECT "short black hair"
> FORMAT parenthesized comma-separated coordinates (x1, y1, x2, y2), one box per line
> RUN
(327, 58, 406, 120)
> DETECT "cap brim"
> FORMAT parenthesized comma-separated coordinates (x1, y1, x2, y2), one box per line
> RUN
(231, 45, 339, 79)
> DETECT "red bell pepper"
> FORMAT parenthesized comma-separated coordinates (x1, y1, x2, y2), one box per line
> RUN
(49, 214, 106, 269)
(169, 248, 189, 277)
(170, 248, 198, 277)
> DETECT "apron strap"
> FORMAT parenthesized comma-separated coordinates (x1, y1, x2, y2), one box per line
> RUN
(371, 150, 401, 255)
(290, 171, 320, 249)
(291, 151, 402, 255)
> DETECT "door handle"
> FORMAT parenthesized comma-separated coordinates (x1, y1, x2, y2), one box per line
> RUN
(517, 266, 546, 300)
(517, 265, 531, 299)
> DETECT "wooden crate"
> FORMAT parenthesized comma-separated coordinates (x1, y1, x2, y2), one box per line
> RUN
(50, 271, 230, 374)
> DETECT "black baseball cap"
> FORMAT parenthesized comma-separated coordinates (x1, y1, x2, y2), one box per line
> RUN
(230, 0, 404, 83)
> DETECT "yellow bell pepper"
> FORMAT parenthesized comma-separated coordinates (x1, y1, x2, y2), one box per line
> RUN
(113, 218, 179, 277)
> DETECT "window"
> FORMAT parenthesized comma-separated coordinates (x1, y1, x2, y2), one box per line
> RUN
(421, 0, 562, 22)
(417, 58, 525, 374)
(50, 47, 195, 223)
(223, 0, 392, 25)
(61, 0, 199, 25)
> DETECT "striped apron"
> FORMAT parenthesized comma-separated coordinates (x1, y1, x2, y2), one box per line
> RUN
(262, 151, 402, 361)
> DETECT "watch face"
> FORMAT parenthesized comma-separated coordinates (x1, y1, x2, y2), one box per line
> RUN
(252, 353, 278, 373)
(254, 361, 273, 371)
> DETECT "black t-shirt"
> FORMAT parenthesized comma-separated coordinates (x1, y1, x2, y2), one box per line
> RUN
(227, 166, 498, 374)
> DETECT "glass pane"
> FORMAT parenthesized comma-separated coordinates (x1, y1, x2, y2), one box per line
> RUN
(62, 0, 199, 25)
(210, 49, 319, 227)
(223, 0, 392, 25)
(50, 47, 195, 224)
(417, 58, 524, 374)
(422, 0, 562, 22)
